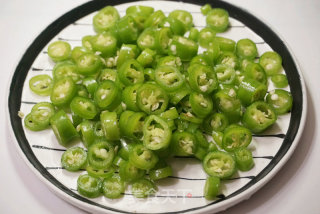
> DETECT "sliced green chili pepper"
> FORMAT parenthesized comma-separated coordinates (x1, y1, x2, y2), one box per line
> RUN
(244, 63, 267, 85)
(188, 27, 199, 41)
(83, 77, 98, 97)
(160, 17, 186, 36)
(155, 27, 173, 55)
(242, 101, 277, 133)
(169, 84, 191, 105)
(271, 74, 288, 88)
(116, 15, 140, 44)
(121, 112, 146, 140)
(86, 165, 115, 179)
(137, 27, 157, 50)
(132, 178, 157, 198)
(204, 176, 220, 200)
(234, 148, 254, 171)
(61, 147, 87, 171)
(203, 151, 236, 179)
(149, 161, 173, 180)
(88, 140, 115, 170)
(206, 8, 229, 32)
(222, 124, 252, 152)
(71, 46, 89, 62)
(214, 64, 236, 85)
(119, 59, 144, 86)
(76, 52, 102, 75)
(79, 120, 96, 148)
(119, 161, 145, 182)
(214, 36, 235, 52)
(91, 32, 117, 57)
(70, 96, 98, 120)
(157, 55, 182, 70)
(188, 64, 218, 94)
(259, 51, 282, 76)
(236, 38, 258, 60)
(77, 174, 101, 198)
(171, 131, 197, 156)
(216, 51, 239, 69)
(144, 68, 155, 81)
(168, 10, 193, 31)
(29, 74, 53, 96)
(102, 175, 125, 199)
(189, 92, 213, 118)
(122, 83, 141, 111)
(27, 102, 55, 130)
(212, 131, 223, 148)
(94, 80, 121, 110)
(237, 77, 267, 106)
(94, 121, 105, 138)
(129, 144, 159, 170)
(198, 27, 216, 48)
(47, 41, 71, 62)
(168, 36, 198, 61)
(50, 77, 76, 107)
(137, 48, 156, 67)
(50, 110, 79, 146)
(137, 83, 168, 114)
(201, 4, 212, 15)
(190, 55, 211, 67)
(203, 112, 229, 133)
(93, 6, 120, 33)
(266, 89, 293, 115)
(100, 111, 120, 141)
(214, 87, 241, 123)
(144, 10, 166, 28)
(155, 65, 184, 92)
(143, 115, 172, 150)
(52, 61, 81, 83)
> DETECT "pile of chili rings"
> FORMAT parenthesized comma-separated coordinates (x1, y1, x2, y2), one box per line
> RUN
(23, 4, 293, 200)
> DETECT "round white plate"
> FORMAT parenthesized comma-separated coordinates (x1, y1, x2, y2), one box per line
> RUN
(8, 0, 306, 213)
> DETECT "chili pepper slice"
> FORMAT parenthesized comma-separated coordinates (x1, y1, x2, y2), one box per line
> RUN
(202, 151, 236, 179)
(204, 176, 220, 200)
(214, 64, 236, 85)
(70, 96, 98, 120)
(234, 148, 254, 171)
(201, 4, 212, 15)
(52, 61, 81, 83)
(79, 120, 96, 148)
(214, 36, 235, 52)
(116, 15, 140, 44)
(160, 17, 186, 36)
(29, 74, 53, 96)
(203, 112, 229, 133)
(188, 27, 199, 42)
(149, 161, 173, 180)
(100, 111, 120, 141)
(144, 10, 166, 28)
(137, 27, 157, 51)
(122, 84, 142, 112)
(50, 110, 79, 146)
(271, 74, 289, 88)
(28, 102, 55, 130)
(94, 80, 121, 110)
(171, 131, 197, 156)
(75, 52, 102, 76)
(155, 65, 185, 92)
(77, 174, 101, 198)
(47, 41, 71, 62)
(259, 51, 282, 76)
(235, 38, 258, 60)
(137, 83, 169, 114)
(88, 140, 115, 170)
(189, 92, 213, 118)
(61, 147, 87, 172)
(129, 144, 159, 170)
(237, 77, 267, 106)
(168, 36, 198, 61)
(155, 27, 173, 55)
(91, 32, 117, 57)
(93, 6, 120, 33)
(132, 178, 157, 198)
(198, 27, 216, 48)
(168, 10, 193, 31)
(119, 59, 144, 86)
(222, 124, 252, 152)
(206, 8, 229, 32)
(102, 175, 125, 199)
(143, 115, 172, 150)
(119, 161, 145, 182)
(244, 63, 268, 85)
(242, 101, 277, 133)
(266, 89, 293, 115)
(188, 64, 218, 94)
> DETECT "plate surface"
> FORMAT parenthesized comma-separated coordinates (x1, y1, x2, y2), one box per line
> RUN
(8, 0, 306, 213)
